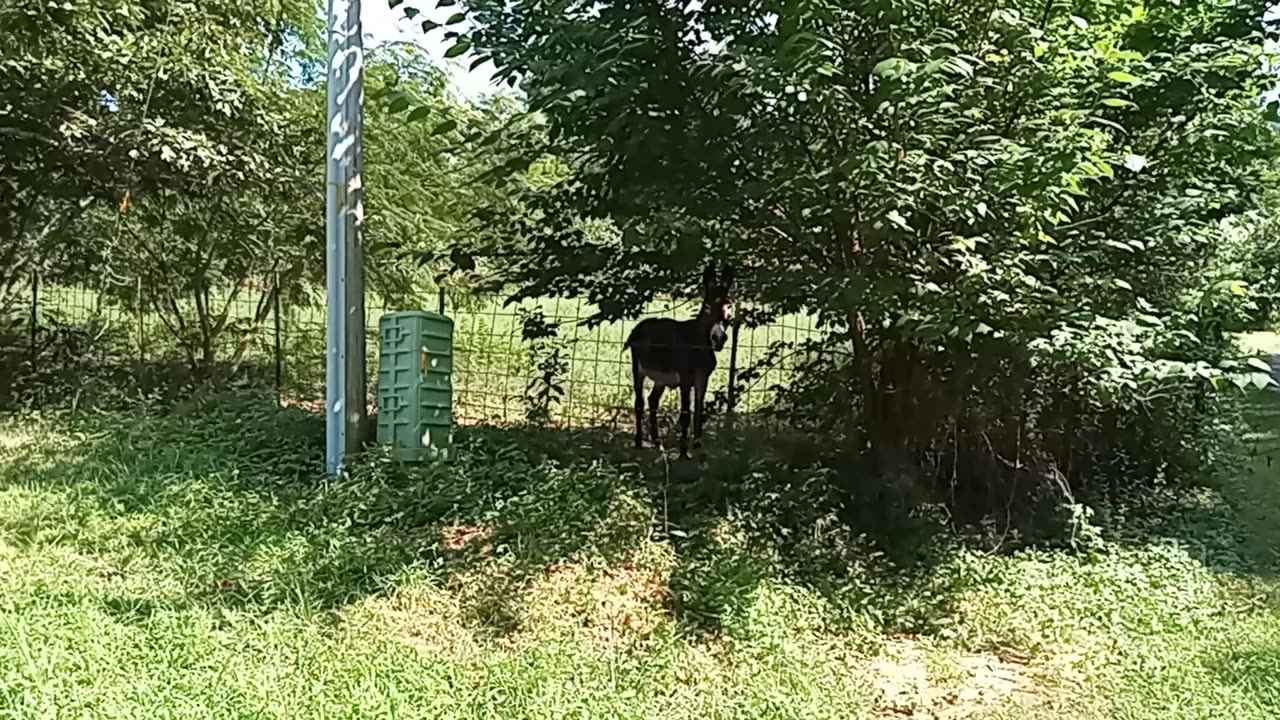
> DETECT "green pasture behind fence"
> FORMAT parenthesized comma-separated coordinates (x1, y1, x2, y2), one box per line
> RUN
(2, 278, 822, 427)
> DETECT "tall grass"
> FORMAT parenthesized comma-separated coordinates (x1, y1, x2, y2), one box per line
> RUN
(1, 391, 1279, 718)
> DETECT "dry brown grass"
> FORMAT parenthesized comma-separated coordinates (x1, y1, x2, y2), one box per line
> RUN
(868, 636, 1040, 719)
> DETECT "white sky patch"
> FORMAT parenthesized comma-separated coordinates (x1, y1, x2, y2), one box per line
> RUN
(361, 1, 496, 99)
(360, 2, 1278, 105)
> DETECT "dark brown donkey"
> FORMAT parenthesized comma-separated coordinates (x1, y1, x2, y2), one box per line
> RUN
(624, 264, 735, 458)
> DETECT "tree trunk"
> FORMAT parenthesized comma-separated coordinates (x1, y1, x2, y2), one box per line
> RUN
(848, 307, 884, 473)
(223, 281, 278, 378)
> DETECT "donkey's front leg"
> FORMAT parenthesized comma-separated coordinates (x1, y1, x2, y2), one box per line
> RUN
(678, 383, 692, 458)
(693, 373, 708, 445)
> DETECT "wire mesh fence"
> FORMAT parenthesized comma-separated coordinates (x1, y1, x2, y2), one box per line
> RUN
(0, 275, 824, 427)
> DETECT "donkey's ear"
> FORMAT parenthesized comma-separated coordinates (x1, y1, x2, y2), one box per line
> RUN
(702, 263, 716, 290)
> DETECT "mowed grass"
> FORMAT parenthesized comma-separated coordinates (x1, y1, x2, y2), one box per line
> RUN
(1, 392, 1278, 719)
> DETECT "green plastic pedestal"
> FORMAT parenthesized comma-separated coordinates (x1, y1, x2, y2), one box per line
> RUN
(376, 310, 454, 461)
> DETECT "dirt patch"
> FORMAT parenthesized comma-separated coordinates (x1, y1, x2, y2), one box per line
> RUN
(441, 523, 493, 554)
(589, 562, 671, 643)
(869, 636, 1037, 719)
(361, 586, 481, 658)
(508, 558, 673, 649)
(279, 396, 325, 413)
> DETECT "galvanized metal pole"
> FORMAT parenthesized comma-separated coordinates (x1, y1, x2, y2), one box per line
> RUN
(325, 0, 367, 475)
(347, 28, 368, 453)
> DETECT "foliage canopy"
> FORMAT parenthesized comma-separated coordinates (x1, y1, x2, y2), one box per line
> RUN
(420, 0, 1280, 505)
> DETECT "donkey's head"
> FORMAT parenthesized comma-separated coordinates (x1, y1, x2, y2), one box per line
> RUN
(699, 263, 735, 351)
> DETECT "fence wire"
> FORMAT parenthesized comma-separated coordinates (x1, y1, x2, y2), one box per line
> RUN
(0, 277, 823, 427)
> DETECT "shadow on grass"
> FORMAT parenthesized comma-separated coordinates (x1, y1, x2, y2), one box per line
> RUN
(0, 392, 961, 637)
(1, 354, 313, 428)
(1069, 392, 1280, 581)
(1232, 394, 1280, 573)
(4, 390, 1278, 640)
(1210, 650, 1280, 709)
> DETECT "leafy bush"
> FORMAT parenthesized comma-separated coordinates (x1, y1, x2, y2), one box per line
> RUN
(438, 0, 1280, 521)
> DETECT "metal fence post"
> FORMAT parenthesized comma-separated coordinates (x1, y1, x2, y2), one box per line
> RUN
(273, 271, 283, 404)
(727, 321, 740, 432)
(29, 269, 39, 367)
(136, 276, 146, 366)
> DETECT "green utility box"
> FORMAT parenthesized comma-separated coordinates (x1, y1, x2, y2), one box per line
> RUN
(377, 310, 454, 461)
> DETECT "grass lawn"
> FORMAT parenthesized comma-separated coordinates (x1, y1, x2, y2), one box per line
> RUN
(1, 391, 1278, 719)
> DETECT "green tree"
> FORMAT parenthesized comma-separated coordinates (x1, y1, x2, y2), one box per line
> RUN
(0, 0, 315, 310)
(67, 85, 325, 376)
(426, 0, 1280, 506)
(363, 46, 489, 304)
(361, 44, 540, 307)
(1210, 176, 1280, 331)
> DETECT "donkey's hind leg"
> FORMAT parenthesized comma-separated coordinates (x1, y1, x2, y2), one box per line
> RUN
(632, 356, 645, 448)
(678, 383, 692, 459)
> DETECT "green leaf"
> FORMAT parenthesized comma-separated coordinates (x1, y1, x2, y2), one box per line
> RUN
(407, 106, 433, 123)
(444, 39, 471, 58)
(388, 96, 411, 114)
(1100, 98, 1135, 108)
(1113, 278, 1133, 291)
(1252, 372, 1274, 390)
(1246, 357, 1273, 373)
(945, 56, 975, 78)
(421, 20, 441, 32)
(1107, 71, 1140, 84)
(403, 7, 420, 19)
(446, 12, 466, 24)
(431, 119, 458, 135)
(872, 57, 913, 79)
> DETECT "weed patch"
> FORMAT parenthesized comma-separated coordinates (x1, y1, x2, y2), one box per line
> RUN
(2, 392, 1280, 718)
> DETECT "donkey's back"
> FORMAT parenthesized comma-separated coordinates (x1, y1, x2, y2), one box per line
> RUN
(625, 318, 714, 380)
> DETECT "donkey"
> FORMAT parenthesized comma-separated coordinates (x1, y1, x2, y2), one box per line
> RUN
(624, 264, 735, 458)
